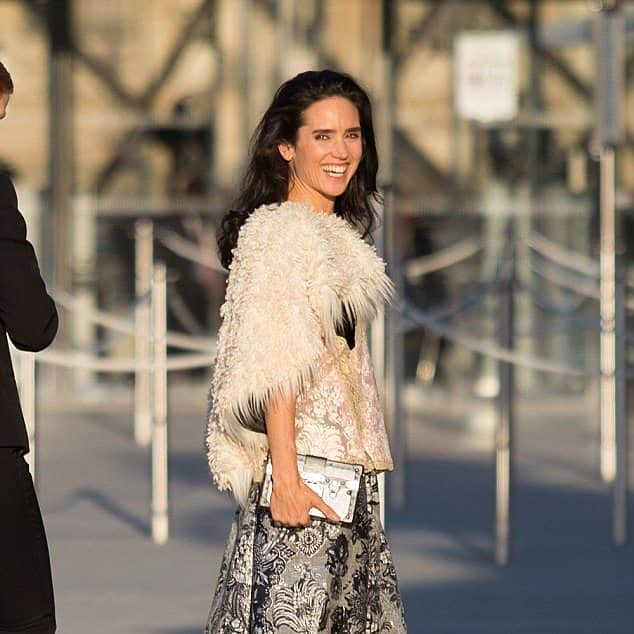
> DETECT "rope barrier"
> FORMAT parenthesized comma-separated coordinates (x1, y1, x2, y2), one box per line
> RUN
(414, 278, 499, 323)
(33, 304, 632, 377)
(156, 229, 226, 273)
(515, 281, 601, 331)
(528, 231, 599, 278)
(54, 329, 129, 356)
(527, 261, 634, 313)
(529, 230, 634, 292)
(528, 257, 600, 300)
(43, 240, 634, 379)
(404, 236, 481, 280)
(515, 273, 634, 342)
(36, 349, 212, 372)
(520, 274, 588, 315)
(398, 301, 593, 377)
(167, 291, 206, 335)
(52, 290, 215, 352)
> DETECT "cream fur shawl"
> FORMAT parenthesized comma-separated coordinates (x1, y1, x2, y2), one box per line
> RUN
(205, 200, 394, 506)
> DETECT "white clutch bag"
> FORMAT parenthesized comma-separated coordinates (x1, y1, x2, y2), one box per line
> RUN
(258, 454, 363, 524)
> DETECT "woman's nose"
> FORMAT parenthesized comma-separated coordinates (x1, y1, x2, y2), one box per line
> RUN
(331, 137, 349, 159)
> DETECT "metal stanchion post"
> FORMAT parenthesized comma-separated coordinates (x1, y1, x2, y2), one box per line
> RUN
(71, 194, 96, 392)
(594, 3, 624, 485)
(151, 263, 169, 544)
(18, 352, 37, 486)
(599, 146, 616, 484)
(387, 264, 406, 511)
(495, 225, 515, 566)
(371, 298, 388, 528)
(135, 220, 153, 447)
(613, 268, 627, 545)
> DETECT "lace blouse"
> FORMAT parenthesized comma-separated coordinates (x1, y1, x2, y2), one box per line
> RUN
(294, 315, 393, 473)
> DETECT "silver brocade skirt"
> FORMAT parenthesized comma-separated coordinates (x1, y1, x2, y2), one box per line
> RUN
(205, 472, 408, 633)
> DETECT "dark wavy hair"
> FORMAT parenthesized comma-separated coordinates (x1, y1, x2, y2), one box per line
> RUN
(217, 69, 381, 269)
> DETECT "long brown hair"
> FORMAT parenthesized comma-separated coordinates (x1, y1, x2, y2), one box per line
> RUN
(217, 69, 381, 269)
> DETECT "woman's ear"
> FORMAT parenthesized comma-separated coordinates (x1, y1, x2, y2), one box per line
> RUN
(277, 142, 294, 162)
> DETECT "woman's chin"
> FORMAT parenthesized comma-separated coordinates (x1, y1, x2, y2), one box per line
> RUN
(320, 181, 348, 199)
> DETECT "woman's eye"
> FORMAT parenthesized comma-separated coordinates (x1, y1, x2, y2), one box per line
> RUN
(347, 132, 360, 139)
(315, 134, 329, 141)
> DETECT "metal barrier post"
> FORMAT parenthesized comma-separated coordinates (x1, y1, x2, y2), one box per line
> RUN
(371, 300, 387, 528)
(71, 194, 97, 392)
(613, 268, 627, 545)
(495, 225, 515, 566)
(387, 266, 406, 511)
(135, 220, 153, 447)
(599, 146, 617, 484)
(151, 263, 169, 544)
(17, 351, 37, 485)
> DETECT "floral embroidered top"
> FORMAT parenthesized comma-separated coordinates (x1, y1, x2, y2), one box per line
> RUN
(205, 201, 395, 506)
(294, 324, 393, 472)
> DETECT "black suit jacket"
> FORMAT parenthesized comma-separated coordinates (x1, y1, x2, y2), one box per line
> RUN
(0, 172, 58, 450)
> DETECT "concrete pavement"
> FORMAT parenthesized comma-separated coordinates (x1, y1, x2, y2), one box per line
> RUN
(35, 381, 633, 633)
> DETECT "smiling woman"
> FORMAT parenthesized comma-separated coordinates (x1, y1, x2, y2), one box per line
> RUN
(204, 70, 407, 633)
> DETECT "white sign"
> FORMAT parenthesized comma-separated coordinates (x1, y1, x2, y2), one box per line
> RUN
(454, 31, 519, 122)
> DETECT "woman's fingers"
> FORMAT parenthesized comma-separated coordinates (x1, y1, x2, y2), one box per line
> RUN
(269, 494, 311, 527)
(269, 482, 341, 526)
(270, 512, 311, 528)
(308, 490, 341, 523)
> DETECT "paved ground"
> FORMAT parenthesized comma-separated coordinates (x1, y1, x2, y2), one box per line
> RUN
(35, 380, 634, 633)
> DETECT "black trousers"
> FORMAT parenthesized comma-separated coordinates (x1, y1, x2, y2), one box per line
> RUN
(0, 449, 56, 633)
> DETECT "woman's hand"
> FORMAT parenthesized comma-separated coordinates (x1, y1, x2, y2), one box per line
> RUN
(270, 472, 340, 527)
(264, 391, 339, 527)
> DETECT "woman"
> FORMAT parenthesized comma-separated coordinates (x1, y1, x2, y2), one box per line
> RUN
(205, 69, 407, 633)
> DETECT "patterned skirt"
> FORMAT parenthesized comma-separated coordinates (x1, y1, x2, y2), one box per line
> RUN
(205, 472, 408, 633)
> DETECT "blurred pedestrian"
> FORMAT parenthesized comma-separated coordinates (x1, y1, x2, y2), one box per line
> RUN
(205, 70, 407, 632)
(0, 61, 58, 634)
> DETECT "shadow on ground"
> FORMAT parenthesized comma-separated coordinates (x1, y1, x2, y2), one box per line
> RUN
(387, 455, 634, 633)
(154, 445, 634, 632)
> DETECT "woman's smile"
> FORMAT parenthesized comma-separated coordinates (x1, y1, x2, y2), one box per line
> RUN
(322, 164, 348, 178)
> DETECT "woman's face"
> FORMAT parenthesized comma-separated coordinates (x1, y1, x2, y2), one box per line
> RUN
(278, 96, 363, 212)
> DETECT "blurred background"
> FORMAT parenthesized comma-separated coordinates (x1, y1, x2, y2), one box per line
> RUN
(0, 0, 633, 632)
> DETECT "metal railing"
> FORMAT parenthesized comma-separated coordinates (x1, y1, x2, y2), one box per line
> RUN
(12, 216, 632, 559)
(12, 221, 217, 545)
(396, 220, 631, 564)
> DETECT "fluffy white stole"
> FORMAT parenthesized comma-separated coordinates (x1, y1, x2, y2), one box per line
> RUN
(205, 201, 394, 506)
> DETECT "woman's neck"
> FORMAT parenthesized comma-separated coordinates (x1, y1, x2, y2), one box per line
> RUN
(286, 185, 334, 215)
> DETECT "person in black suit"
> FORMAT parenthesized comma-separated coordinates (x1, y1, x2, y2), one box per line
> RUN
(0, 61, 57, 634)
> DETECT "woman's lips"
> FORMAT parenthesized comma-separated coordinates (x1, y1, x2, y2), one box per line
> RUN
(322, 165, 347, 179)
